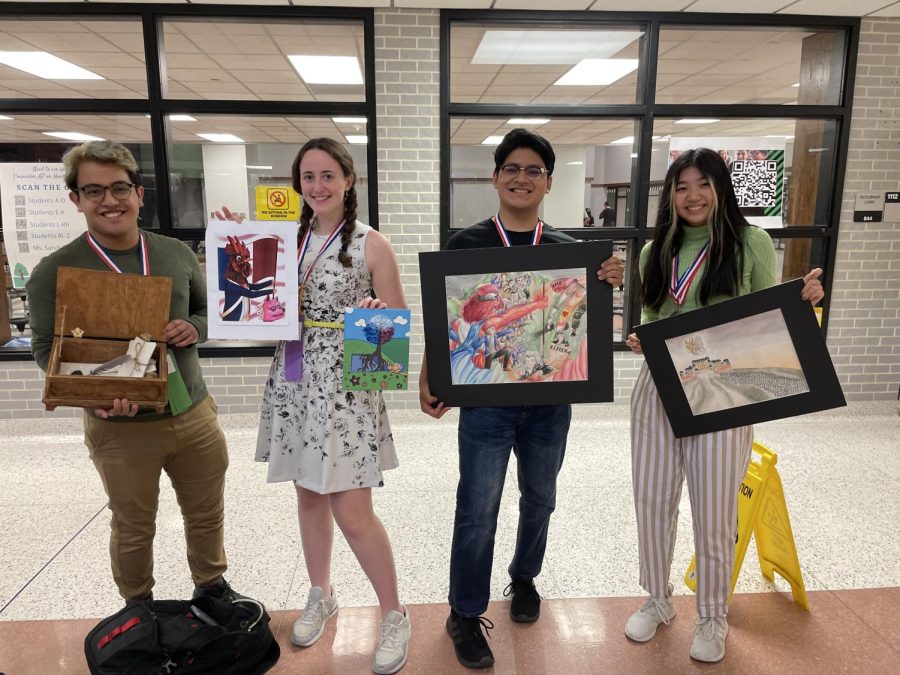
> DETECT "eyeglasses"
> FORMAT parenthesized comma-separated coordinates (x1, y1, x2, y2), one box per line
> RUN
(499, 164, 549, 181)
(76, 182, 136, 201)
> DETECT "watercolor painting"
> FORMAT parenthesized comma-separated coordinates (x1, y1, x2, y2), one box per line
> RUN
(666, 308, 809, 416)
(342, 307, 411, 391)
(445, 268, 589, 386)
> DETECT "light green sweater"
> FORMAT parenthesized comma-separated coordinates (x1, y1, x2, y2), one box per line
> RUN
(27, 230, 209, 418)
(638, 224, 777, 324)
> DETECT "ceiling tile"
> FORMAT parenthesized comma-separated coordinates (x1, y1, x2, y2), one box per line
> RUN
(589, 0, 691, 9)
(778, 0, 895, 15)
(868, 1, 900, 15)
(687, 0, 795, 11)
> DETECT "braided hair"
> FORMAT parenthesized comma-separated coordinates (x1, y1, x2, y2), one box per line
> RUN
(291, 137, 358, 268)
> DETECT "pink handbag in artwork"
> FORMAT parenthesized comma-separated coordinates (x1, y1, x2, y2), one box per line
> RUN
(258, 294, 286, 322)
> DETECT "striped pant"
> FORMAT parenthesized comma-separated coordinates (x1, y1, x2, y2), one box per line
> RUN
(631, 363, 752, 618)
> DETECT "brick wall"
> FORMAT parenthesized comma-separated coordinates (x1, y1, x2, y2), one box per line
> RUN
(1, 12, 897, 418)
(828, 17, 900, 401)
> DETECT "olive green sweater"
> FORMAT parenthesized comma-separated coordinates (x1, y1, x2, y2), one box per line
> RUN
(27, 230, 209, 418)
(638, 224, 777, 324)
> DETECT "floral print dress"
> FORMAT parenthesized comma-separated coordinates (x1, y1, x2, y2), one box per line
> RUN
(255, 222, 398, 493)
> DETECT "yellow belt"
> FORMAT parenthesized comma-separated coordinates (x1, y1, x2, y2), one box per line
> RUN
(303, 319, 344, 329)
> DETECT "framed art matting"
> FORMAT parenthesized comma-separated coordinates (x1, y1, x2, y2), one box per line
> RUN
(419, 240, 613, 407)
(635, 278, 845, 438)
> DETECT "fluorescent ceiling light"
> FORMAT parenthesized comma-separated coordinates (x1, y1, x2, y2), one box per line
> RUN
(631, 153, 638, 158)
(792, 82, 800, 87)
(144, 114, 197, 122)
(611, 135, 660, 145)
(766, 135, 795, 139)
(507, 118, 551, 125)
(0, 51, 103, 80)
(332, 117, 367, 124)
(245, 165, 272, 170)
(43, 131, 104, 141)
(473, 30, 643, 65)
(482, 135, 504, 146)
(674, 118, 720, 124)
(345, 135, 367, 144)
(288, 55, 363, 85)
(0, 115, 12, 120)
(555, 59, 638, 86)
(196, 133, 244, 143)
(566, 161, 583, 165)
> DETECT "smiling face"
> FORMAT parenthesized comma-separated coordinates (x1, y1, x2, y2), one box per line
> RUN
(492, 147, 552, 216)
(673, 165, 715, 227)
(296, 148, 353, 226)
(69, 160, 143, 249)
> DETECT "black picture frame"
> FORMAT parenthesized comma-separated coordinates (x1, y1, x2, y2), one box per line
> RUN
(420, 241, 613, 407)
(635, 279, 845, 438)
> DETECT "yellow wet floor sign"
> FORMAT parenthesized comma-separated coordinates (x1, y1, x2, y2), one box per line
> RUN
(684, 441, 809, 610)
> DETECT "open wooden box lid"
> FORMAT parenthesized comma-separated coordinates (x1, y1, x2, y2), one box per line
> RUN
(54, 267, 172, 341)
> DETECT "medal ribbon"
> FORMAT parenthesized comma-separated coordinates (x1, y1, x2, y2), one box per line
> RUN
(670, 240, 710, 305)
(85, 231, 149, 275)
(492, 213, 543, 247)
(297, 219, 345, 294)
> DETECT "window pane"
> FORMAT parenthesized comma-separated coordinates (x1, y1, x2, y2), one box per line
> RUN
(0, 18, 147, 99)
(656, 26, 846, 105)
(166, 115, 369, 229)
(649, 118, 838, 228)
(450, 23, 644, 104)
(450, 117, 639, 230)
(770, 236, 829, 284)
(163, 19, 366, 102)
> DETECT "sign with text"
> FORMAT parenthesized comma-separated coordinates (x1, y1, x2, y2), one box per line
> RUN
(0, 163, 86, 288)
(883, 191, 900, 222)
(254, 185, 300, 221)
(853, 192, 884, 223)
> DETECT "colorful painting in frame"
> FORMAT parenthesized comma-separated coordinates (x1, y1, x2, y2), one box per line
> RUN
(342, 307, 411, 391)
(636, 279, 845, 438)
(205, 219, 299, 340)
(420, 241, 614, 407)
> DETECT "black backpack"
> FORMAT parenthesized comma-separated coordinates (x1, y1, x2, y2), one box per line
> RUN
(84, 595, 280, 674)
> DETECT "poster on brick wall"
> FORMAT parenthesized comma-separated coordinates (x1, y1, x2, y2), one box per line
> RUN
(668, 137, 786, 229)
(0, 163, 86, 288)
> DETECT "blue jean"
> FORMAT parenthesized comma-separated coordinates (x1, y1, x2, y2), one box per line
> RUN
(448, 404, 571, 617)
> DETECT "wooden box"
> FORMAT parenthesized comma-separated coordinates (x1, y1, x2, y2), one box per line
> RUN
(42, 267, 172, 413)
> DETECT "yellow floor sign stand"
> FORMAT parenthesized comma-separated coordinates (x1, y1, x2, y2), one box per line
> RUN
(684, 441, 810, 610)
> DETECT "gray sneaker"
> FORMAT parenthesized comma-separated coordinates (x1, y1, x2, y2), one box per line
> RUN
(292, 586, 338, 647)
(690, 616, 728, 663)
(373, 607, 411, 674)
(624, 583, 676, 643)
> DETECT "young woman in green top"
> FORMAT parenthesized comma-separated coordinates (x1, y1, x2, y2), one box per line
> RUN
(623, 149, 824, 663)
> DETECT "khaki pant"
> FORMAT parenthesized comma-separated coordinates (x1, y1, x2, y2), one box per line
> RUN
(84, 396, 229, 602)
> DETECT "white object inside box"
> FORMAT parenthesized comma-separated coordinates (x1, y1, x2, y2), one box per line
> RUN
(59, 336, 160, 378)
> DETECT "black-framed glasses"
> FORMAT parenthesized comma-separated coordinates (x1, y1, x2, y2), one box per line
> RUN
(499, 164, 549, 181)
(76, 182, 137, 201)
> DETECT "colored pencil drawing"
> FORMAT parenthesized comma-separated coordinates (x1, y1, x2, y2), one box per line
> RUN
(665, 308, 809, 416)
(445, 268, 589, 385)
(342, 308, 411, 391)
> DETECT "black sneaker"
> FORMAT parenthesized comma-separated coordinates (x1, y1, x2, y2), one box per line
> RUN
(192, 578, 242, 603)
(504, 579, 541, 623)
(446, 611, 495, 669)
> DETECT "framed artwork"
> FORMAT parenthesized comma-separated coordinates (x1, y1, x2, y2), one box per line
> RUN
(419, 241, 614, 407)
(636, 279, 845, 438)
(342, 307, 411, 391)
(205, 219, 299, 340)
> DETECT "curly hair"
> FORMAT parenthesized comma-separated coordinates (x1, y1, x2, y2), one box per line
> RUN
(62, 141, 141, 191)
(291, 138, 357, 268)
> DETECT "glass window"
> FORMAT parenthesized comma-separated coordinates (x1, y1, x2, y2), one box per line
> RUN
(450, 23, 645, 105)
(166, 115, 369, 229)
(656, 26, 846, 105)
(449, 117, 639, 230)
(650, 118, 839, 229)
(0, 18, 148, 99)
(162, 19, 366, 102)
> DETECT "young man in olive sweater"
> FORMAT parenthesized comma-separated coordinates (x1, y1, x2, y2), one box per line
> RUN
(419, 129, 624, 669)
(27, 141, 238, 605)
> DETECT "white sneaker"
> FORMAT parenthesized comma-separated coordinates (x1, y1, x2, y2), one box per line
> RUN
(373, 607, 411, 674)
(624, 584, 676, 642)
(291, 586, 338, 647)
(690, 616, 728, 663)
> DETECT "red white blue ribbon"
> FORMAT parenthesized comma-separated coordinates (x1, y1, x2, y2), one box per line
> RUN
(492, 213, 543, 248)
(85, 231, 150, 275)
(297, 219, 345, 289)
(670, 240, 710, 305)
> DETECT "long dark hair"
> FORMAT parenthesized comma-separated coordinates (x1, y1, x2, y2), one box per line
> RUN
(291, 138, 357, 268)
(640, 148, 750, 311)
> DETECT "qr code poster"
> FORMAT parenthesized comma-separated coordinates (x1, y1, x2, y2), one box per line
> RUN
(668, 137, 786, 229)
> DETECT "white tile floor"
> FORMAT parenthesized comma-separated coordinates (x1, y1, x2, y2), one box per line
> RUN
(1, 401, 897, 625)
